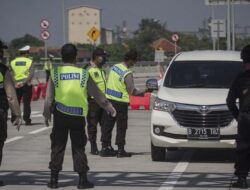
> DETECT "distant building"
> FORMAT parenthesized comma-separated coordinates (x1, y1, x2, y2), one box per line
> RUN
(101, 28, 113, 44)
(68, 5, 101, 45)
(152, 38, 181, 57)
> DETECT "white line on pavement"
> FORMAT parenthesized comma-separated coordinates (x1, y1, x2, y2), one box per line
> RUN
(29, 126, 52, 134)
(158, 151, 194, 190)
(30, 114, 43, 118)
(5, 136, 24, 144)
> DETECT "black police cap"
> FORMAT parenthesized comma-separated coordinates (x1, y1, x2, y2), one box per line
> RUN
(124, 49, 138, 61)
(241, 44, 250, 63)
(93, 48, 107, 57)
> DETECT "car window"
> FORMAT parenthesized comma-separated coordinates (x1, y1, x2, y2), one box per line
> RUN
(164, 61, 244, 88)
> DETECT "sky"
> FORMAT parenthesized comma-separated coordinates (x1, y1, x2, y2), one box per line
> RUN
(0, 0, 250, 46)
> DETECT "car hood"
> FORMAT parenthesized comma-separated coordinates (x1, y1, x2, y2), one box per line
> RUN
(157, 87, 229, 105)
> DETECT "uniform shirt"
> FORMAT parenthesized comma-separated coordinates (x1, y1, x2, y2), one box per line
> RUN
(227, 70, 250, 120)
(122, 62, 147, 97)
(43, 63, 111, 119)
(0, 64, 21, 117)
(10, 56, 35, 85)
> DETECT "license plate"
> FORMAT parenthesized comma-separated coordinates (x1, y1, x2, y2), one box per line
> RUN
(187, 128, 220, 140)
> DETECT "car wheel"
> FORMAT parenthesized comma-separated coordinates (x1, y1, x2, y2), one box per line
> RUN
(151, 142, 166, 161)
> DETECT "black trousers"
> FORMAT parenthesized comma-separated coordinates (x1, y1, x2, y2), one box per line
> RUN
(234, 112, 250, 178)
(0, 108, 7, 166)
(45, 70, 50, 83)
(87, 99, 104, 144)
(11, 84, 32, 123)
(49, 109, 89, 173)
(101, 100, 128, 148)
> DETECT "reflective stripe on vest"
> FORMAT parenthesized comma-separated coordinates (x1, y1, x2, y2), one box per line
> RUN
(10, 57, 32, 81)
(51, 65, 89, 117)
(88, 67, 106, 95)
(0, 72, 3, 89)
(106, 63, 132, 103)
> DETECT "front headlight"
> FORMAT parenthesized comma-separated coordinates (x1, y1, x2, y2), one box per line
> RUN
(153, 97, 176, 112)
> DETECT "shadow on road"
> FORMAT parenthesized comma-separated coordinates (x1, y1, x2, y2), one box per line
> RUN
(0, 170, 244, 189)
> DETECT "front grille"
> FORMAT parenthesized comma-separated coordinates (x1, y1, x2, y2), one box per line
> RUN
(172, 109, 234, 128)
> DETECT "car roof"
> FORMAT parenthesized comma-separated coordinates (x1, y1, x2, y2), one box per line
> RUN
(174, 50, 241, 62)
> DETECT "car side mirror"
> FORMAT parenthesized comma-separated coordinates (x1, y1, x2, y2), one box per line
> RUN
(146, 79, 158, 91)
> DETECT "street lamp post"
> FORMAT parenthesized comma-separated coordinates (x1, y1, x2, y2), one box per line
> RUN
(231, 0, 235, 50)
(62, 0, 66, 44)
(227, 0, 231, 50)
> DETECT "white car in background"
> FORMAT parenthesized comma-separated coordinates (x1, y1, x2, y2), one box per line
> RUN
(146, 50, 243, 161)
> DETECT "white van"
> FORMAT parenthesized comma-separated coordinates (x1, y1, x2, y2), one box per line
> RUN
(147, 50, 243, 161)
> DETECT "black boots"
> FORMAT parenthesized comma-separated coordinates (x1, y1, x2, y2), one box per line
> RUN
(47, 170, 59, 189)
(78, 173, 94, 189)
(47, 170, 94, 189)
(117, 147, 131, 158)
(0, 180, 4, 186)
(99, 146, 116, 157)
(100, 145, 131, 157)
(90, 143, 99, 155)
(232, 177, 248, 189)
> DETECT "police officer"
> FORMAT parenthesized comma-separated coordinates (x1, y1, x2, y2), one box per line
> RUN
(44, 54, 54, 83)
(0, 40, 21, 186)
(10, 45, 34, 125)
(227, 44, 250, 189)
(43, 43, 116, 189)
(100, 49, 152, 157)
(85, 48, 108, 155)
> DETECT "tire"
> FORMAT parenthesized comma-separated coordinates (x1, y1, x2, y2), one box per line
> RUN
(151, 142, 166, 161)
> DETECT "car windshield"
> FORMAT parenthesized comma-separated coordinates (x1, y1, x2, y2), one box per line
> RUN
(164, 61, 244, 88)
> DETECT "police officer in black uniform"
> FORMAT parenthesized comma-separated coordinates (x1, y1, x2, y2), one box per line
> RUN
(85, 48, 108, 155)
(43, 44, 116, 189)
(227, 44, 250, 189)
(0, 40, 21, 186)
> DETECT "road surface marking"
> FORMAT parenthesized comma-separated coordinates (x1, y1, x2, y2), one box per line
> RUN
(158, 151, 194, 190)
(5, 136, 24, 144)
(29, 126, 52, 134)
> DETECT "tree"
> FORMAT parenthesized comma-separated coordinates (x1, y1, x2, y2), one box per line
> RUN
(127, 18, 170, 61)
(10, 34, 44, 50)
(101, 43, 127, 62)
(9, 34, 44, 60)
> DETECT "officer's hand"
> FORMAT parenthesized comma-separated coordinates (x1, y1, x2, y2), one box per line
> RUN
(106, 103, 117, 117)
(15, 82, 24, 88)
(45, 117, 51, 127)
(145, 88, 154, 93)
(13, 117, 22, 131)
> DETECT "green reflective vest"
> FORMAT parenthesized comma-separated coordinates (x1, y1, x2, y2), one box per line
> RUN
(87, 66, 106, 95)
(51, 65, 89, 117)
(0, 72, 3, 89)
(10, 57, 32, 82)
(44, 60, 52, 71)
(106, 63, 132, 103)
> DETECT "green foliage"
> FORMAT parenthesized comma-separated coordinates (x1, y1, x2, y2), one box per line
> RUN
(127, 18, 170, 61)
(235, 37, 250, 51)
(10, 34, 44, 50)
(9, 34, 44, 61)
(100, 43, 127, 62)
(76, 43, 95, 51)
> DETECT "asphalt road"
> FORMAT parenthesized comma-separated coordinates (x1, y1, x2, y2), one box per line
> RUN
(1, 100, 249, 190)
